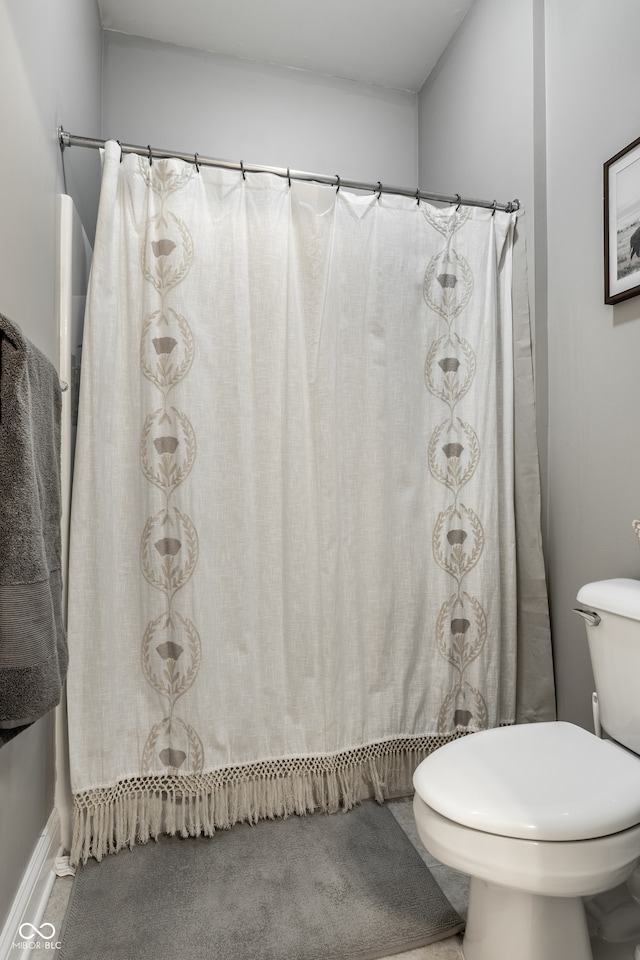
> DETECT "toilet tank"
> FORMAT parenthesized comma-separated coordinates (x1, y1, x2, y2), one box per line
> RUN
(576, 578, 640, 754)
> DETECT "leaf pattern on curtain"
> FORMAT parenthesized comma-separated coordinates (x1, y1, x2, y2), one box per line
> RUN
(137, 158, 203, 776)
(421, 206, 488, 734)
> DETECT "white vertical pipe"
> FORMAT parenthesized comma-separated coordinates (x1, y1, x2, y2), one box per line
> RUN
(54, 194, 74, 854)
(54, 195, 91, 853)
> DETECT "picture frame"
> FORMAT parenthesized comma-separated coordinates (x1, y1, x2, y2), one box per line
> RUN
(604, 135, 640, 304)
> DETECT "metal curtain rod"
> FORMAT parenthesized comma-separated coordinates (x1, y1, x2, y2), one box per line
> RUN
(58, 128, 520, 213)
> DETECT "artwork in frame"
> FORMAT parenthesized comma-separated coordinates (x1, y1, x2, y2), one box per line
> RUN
(604, 135, 640, 304)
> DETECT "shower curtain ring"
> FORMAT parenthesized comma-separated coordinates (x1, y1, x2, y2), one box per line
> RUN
(147, 145, 153, 167)
(194, 153, 200, 173)
(240, 160, 246, 180)
(117, 140, 123, 162)
(492, 200, 497, 216)
(335, 174, 341, 193)
(416, 188, 421, 206)
(287, 168, 291, 187)
(456, 194, 462, 211)
(376, 181, 382, 199)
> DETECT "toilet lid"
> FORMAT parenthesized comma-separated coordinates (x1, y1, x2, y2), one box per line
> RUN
(413, 721, 640, 841)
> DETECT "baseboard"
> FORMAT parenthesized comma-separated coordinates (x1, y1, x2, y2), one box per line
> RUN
(0, 809, 61, 960)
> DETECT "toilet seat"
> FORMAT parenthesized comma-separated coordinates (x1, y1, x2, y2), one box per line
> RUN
(413, 721, 640, 841)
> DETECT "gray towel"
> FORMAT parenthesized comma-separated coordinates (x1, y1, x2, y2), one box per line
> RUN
(0, 313, 67, 745)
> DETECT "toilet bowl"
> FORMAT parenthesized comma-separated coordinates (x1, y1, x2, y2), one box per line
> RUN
(413, 721, 640, 960)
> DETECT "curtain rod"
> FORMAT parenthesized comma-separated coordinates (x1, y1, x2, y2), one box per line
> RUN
(58, 128, 520, 213)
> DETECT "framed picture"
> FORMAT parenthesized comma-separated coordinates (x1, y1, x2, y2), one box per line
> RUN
(604, 135, 640, 304)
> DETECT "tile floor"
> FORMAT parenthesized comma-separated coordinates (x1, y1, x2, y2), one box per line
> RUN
(40, 797, 469, 960)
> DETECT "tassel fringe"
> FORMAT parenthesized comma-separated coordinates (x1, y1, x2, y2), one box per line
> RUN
(70, 734, 466, 865)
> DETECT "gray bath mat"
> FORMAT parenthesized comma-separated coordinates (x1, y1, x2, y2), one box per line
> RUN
(59, 800, 463, 960)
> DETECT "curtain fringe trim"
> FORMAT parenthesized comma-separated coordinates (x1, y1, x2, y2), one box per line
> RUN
(70, 733, 469, 864)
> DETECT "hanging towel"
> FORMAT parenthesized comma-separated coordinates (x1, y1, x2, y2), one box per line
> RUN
(0, 313, 67, 746)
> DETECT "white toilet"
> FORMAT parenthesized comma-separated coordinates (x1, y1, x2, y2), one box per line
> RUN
(412, 578, 640, 960)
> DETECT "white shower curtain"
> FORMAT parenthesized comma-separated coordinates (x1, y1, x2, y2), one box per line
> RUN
(66, 141, 554, 863)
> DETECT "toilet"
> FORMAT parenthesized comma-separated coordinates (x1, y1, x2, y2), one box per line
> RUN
(412, 579, 640, 960)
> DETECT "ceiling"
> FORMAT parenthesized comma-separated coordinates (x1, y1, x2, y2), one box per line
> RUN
(97, 0, 475, 93)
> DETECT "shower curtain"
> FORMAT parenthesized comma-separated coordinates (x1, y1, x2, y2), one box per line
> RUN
(66, 141, 554, 863)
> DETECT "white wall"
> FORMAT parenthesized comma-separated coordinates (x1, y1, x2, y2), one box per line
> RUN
(0, 0, 101, 932)
(418, 0, 537, 209)
(545, 0, 640, 729)
(102, 31, 418, 189)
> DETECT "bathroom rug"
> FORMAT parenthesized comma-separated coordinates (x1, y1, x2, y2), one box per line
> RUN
(59, 799, 464, 960)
